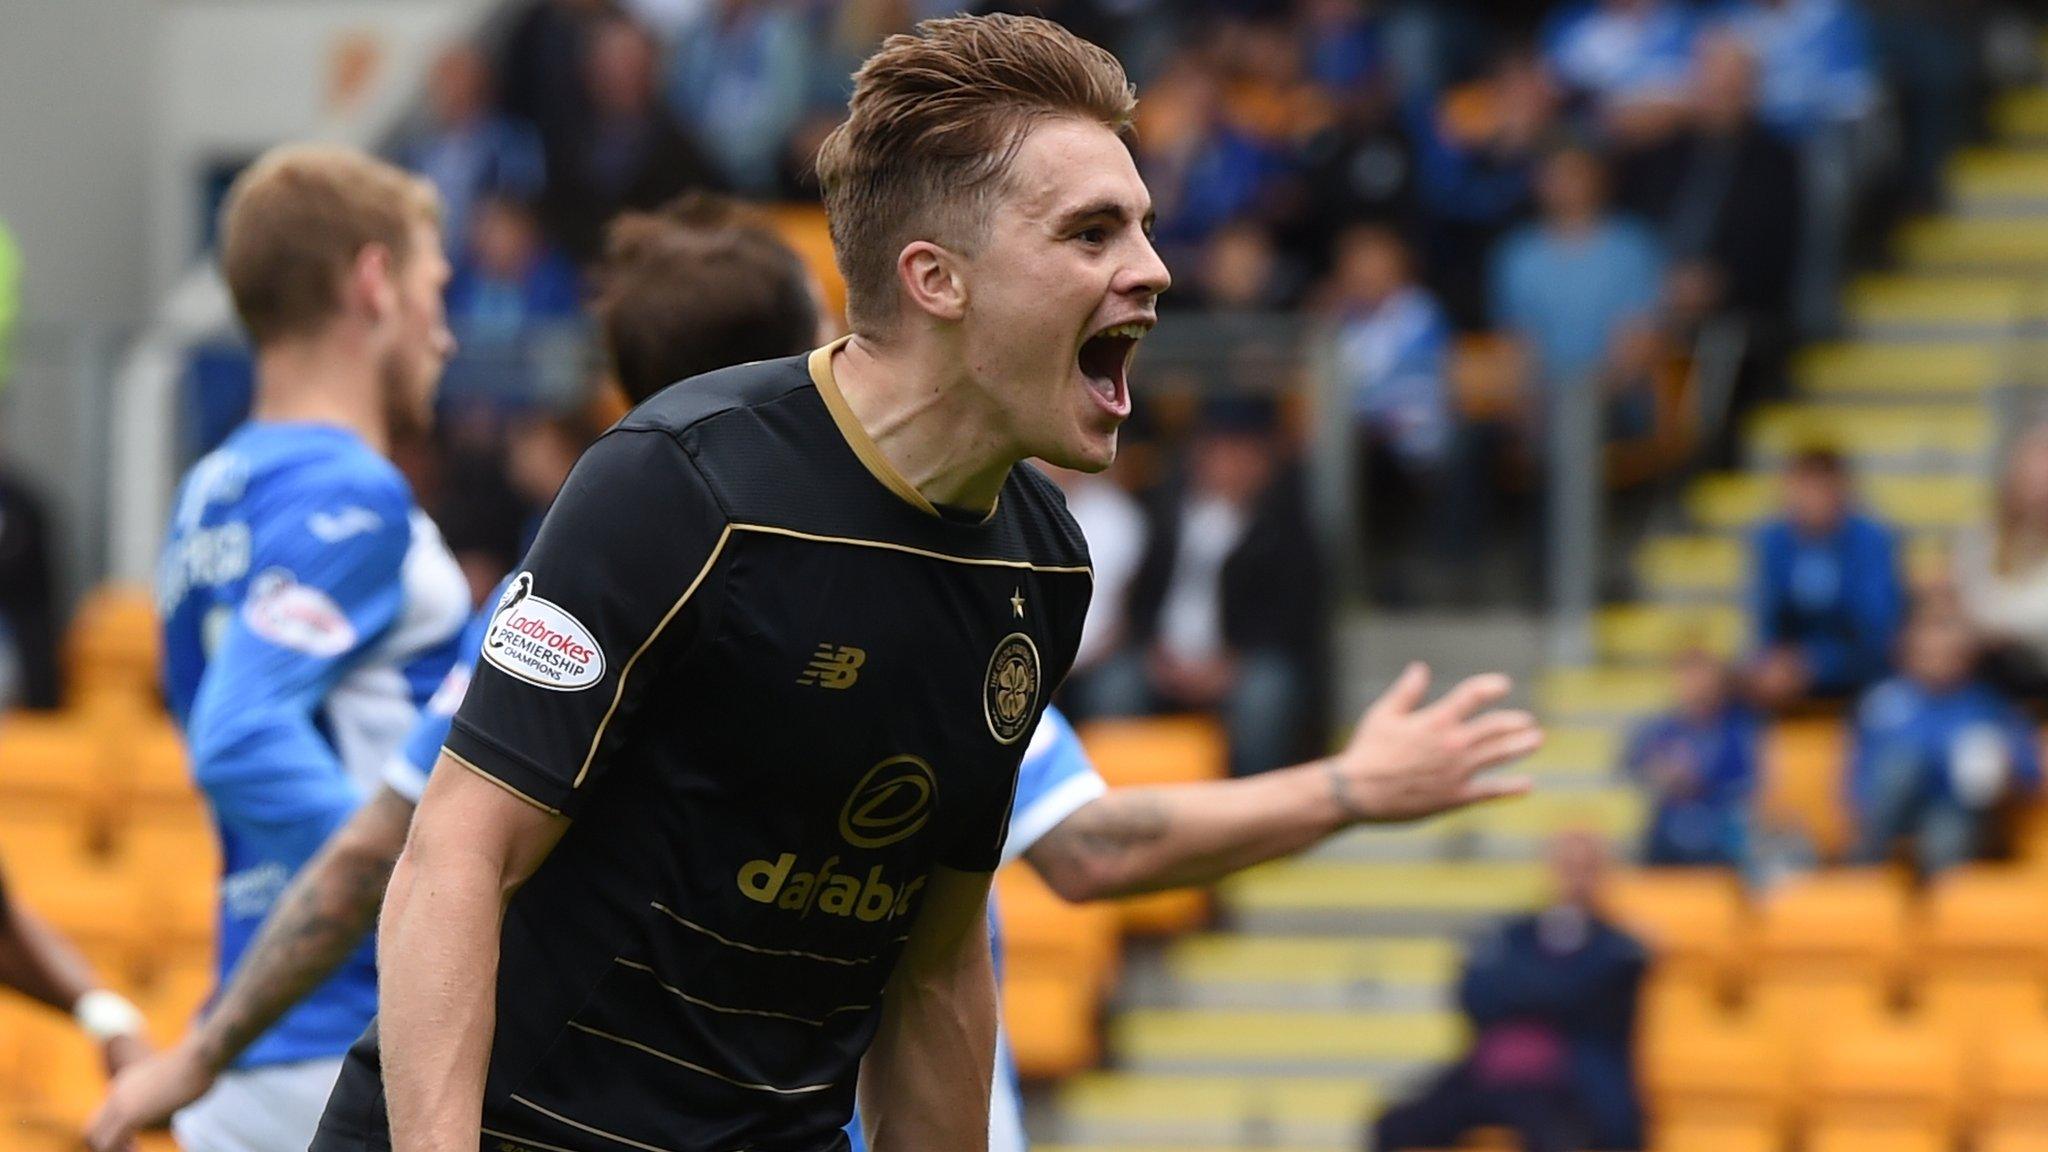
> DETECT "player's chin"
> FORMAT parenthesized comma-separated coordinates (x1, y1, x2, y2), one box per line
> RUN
(1039, 423, 1118, 474)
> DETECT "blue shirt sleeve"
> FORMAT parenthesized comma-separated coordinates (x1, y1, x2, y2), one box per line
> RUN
(187, 468, 412, 830)
(1000, 707, 1108, 866)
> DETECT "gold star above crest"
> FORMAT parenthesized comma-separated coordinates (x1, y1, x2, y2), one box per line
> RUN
(1010, 588, 1026, 618)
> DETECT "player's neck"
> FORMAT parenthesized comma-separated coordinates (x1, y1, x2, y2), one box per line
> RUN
(831, 334, 1016, 514)
(250, 337, 391, 456)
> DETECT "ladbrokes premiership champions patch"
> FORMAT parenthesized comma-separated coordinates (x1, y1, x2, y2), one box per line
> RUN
(982, 632, 1040, 745)
(481, 572, 605, 691)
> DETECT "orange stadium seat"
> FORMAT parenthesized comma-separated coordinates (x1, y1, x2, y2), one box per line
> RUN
(1915, 866, 2048, 979)
(1983, 1128, 2048, 1152)
(64, 584, 160, 699)
(0, 715, 108, 823)
(1002, 968, 1098, 1079)
(1805, 1019, 1964, 1139)
(1650, 1119, 1780, 1152)
(1803, 1122, 1949, 1152)
(1984, 1022, 2048, 1131)
(1745, 972, 1891, 1064)
(1602, 868, 1746, 986)
(995, 863, 1119, 997)
(1760, 718, 1851, 859)
(1752, 869, 1909, 985)
(1641, 1012, 1794, 1132)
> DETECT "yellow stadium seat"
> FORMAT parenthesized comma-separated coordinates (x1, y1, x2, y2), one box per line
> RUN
(1984, 1023, 2048, 1130)
(1759, 719, 1852, 859)
(8, 1001, 109, 1124)
(1641, 1013, 1794, 1131)
(140, 961, 213, 1048)
(1806, 1020, 1963, 1138)
(1650, 1118, 1781, 1152)
(1114, 888, 1209, 936)
(114, 718, 196, 807)
(1601, 869, 1745, 985)
(0, 716, 108, 821)
(996, 864, 1119, 997)
(1639, 970, 1730, 1059)
(65, 584, 159, 695)
(1744, 973, 1891, 1065)
(1753, 869, 1909, 984)
(1917, 975, 2046, 1073)
(1804, 1121, 1949, 1152)
(1003, 969, 1098, 1079)
(1077, 716, 1227, 789)
(1983, 1124, 2048, 1152)
(1916, 867, 2048, 979)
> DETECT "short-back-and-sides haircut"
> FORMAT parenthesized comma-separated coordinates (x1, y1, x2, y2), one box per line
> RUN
(815, 13, 1137, 335)
(218, 144, 441, 348)
(596, 193, 821, 404)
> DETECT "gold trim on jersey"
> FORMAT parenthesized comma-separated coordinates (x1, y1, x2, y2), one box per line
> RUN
(510, 1097, 683, 1152)
(807, 337, 1002, 523)
(731, 522, 1094, 577)
(649, 900, 875, 966)
(611, 957, 870, 1026)
(562, 1022, 839, 1095)
(481, 1126, 583, 1152)
(445, 750, 562, 816)
(571, 524, 733, 790)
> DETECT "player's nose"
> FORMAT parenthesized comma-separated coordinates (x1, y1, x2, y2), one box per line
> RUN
(1120, 235, 1171, 301)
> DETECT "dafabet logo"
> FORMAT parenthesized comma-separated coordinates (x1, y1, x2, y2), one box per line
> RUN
(734, 755, 936, 923)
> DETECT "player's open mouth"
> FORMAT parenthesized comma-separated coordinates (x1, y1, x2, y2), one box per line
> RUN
(1077, 321, 1149, 417)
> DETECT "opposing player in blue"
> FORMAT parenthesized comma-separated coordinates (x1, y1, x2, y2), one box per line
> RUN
(92, 194, 1539, 1152)
(147, 146, 469, 1152)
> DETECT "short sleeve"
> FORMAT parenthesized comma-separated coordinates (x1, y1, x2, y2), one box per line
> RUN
(443, 429, 729, 817)
(999, 708, 1107, 866)
(382, 597, 496, 804)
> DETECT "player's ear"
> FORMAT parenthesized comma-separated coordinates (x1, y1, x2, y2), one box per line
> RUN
(896, 240, 967, 324)
(347, 242, 400, 325)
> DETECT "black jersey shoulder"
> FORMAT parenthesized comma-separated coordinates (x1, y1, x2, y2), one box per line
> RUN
(997, 460, 1092, 572)
(616, 353, 814, 439)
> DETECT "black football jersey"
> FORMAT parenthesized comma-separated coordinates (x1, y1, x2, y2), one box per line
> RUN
(312, 343, 1091, 1152)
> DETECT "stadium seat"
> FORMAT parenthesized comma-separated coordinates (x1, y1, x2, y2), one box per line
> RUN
(1915, 866, 2048, 978)
(1601, 869, 1745, 986)
(1003, 968, 1099, 1079)
(996, 863, 1120, 997)
(1982, 1127, 2048, 1152)
(1638, 969, 1730, 1058)
(0, 715, 109, 824)
(1650, 1119, 1781, 1152)
(1758, 719, 1852, 859)
(1752, 869, 1909, 984)
(1803, 1121, 1949, 1152)
(1640, 1013, 1793, 1131)
(1077, 716, 1228, 788)
(1983, 1022, 2048, 1130)
(1805, 1020, 1964, 1137)
(64, 583, 160, 700)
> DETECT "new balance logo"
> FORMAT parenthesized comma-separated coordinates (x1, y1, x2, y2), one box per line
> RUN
(798, 644, 866, 689)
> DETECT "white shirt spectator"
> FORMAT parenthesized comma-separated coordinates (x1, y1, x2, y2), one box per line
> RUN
(1954, 524, 2048, 666)
(1063, 474, 1148, 672)
(1156, 493, 1249, 664)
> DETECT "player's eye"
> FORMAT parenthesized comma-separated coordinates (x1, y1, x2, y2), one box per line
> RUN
(1075, 227, 1108, 246)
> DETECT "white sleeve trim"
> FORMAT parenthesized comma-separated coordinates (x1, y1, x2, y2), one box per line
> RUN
(380, 753, 430, 804)
(1000, 770, 1108, 867)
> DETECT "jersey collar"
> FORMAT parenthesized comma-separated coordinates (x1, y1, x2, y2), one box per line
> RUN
(808, 336, 999, 524)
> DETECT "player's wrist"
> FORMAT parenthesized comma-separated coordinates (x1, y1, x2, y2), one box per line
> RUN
(1319, 756, 1375, 826)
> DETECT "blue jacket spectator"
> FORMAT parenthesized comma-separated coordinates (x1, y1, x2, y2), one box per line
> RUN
(1543, 0, 1700, 116)
(1747, 448, 1905, 704)
(445, 196, 583, 341)
(1490, 144, 1665, 400)
(1710, 0, 1878, 140)
(665, 0, 812, 195)
(1623, 651, 1761, 867)
(1375, 833, 1647, 1152)
(388, 45, 545, 257)
(1849, 608, 2041, 875)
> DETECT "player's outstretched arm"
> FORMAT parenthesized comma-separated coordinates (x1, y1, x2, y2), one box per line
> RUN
(381, 756, 563, 1152)
(85, 786, 414, 1152)
(858, 866, 997, 1152)
(1028, 664, 1541, 902)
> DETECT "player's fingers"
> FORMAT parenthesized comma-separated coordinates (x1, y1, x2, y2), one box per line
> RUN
(1458, 726, 1546, 776)
(1422, 672, 1513, 725)
(1366, 662, 1430, 722)
(1455, 773, 1535, 806)
(1450, 709, 1539, 751)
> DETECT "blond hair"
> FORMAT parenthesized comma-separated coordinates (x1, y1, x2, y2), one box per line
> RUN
(816, 13, 1136, 334)
(219, 144, 440, 347)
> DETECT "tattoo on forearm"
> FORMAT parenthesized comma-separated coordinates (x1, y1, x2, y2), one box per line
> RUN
(202, 844, 396, 1066)
(1048, 791, 1171, 865)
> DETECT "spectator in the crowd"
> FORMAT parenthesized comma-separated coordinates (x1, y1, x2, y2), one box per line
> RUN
(497, 0, 617, 145)
(1321, 224, 1458, 604)
(1373, 830, 1648, 1152)
(665, 0, 812, 195)
(505, 408, 602, 556)
(1411, 47, 1556, 327)
(1542, 0, 1701, 145)
(1139, 49, 1295, 270)
(1173, 220, 1296, 312)
(1953, 424, 2048, 696)
(1622, 649, 1762, 867)
(542, 15, 726, 262)
(1087, 397, 1325, 777)
(1710, 0, 1880, 336)
(1747, 446, 1907, 709)
(388, 44, 546, 257)
(0, 424, 59, 710)
(1848, 603, 2041, 876)
(1042, 462, 1149, 721)
(446, 194, 583, 341)
(1489, 140, 1667, 436)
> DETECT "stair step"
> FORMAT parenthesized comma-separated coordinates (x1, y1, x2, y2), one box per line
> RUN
(1899, 217, 2048, 272)
(1540, 666, 1673, 719)
(1747, 402, 1991, 464)
(1050, 1072, 1377, 1148)
(1687, 472, 1985, 532)
(1595, 602, 1743, 662)
(1111, 1007, 1463, 1074)
(1221, 860, 1547, 933)
(1636, 532, 1950, 601)
(1794, 342, 2002, 399)
(1846, 274, 2030, 336)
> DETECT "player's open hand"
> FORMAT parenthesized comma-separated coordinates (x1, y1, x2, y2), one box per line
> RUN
(85, 1035, 216, 1152)
(1327, 663, 1541, 823)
